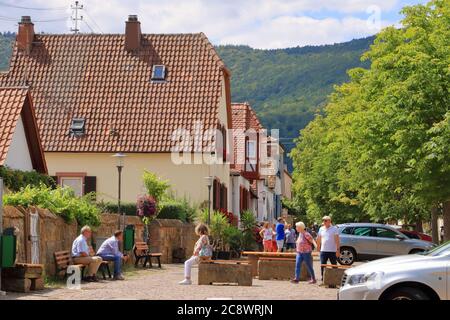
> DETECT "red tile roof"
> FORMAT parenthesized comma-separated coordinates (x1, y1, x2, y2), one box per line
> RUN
(1, 33, 230, 153)
(0, 87, 47, 172)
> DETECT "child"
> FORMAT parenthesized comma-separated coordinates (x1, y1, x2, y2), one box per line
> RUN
(259, 222, 275, 252)
(179, 223, 210, 285)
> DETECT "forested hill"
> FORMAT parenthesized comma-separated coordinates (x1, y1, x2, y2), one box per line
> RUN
(216, 36, 374, 168)
(1, 33, 374, 169)
(0, 32, 14, 71)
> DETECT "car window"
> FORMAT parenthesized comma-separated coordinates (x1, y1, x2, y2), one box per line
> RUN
(376, 228, 399, 239)
(353, 227, 373, 237)
(341, 227, 353, 235)
(425, 241, 450, 256)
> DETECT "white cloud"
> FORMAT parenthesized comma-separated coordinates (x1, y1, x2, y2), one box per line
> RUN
(0, 0, 413, 48)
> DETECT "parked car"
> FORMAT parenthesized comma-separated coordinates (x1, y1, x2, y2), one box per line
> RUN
(339, 241, 450, 300)
(399, 229, 432, 242)
(337, 223, 435, 265)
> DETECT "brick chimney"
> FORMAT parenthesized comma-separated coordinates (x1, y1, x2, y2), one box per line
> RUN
(17, 16, 35, 54)
(125, 15, 141, 51)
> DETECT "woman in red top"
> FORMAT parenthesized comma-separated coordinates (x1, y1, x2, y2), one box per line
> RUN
(291, 221, 317, 284)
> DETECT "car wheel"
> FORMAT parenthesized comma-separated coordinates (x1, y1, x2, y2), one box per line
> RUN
(339, 247, 356, 266)
(384, 287, 430, 300)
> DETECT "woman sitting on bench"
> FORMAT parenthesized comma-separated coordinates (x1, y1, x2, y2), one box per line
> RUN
(179, 223, 211, 285)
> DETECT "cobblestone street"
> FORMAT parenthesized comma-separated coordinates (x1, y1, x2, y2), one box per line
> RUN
(0, 264, 338, 300)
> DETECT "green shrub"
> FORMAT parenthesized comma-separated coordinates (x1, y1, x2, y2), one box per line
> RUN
(223, 225, 243, 252)
(0, 166, 55, 192)
(158, 199, 187, 222)
(3, 185, 101, 227)
(158, 198, 198, 223)
(142, 170, 170, 201)
(98, 201, 137, 216)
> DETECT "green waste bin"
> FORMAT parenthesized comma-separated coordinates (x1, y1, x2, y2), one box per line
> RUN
(123, 225, 135, 251)
(0, 234, 16, 268)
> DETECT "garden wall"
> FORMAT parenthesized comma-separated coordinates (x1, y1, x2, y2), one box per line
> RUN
(2, 206, 195, 274)
(149, 219, 197, 264)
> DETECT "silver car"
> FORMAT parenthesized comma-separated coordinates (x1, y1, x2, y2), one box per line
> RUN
(339, 241, 450, 300)
(337, 223, 435, 265)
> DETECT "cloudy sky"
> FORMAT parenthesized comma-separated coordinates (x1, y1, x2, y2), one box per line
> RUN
(0, 0, 427, 49)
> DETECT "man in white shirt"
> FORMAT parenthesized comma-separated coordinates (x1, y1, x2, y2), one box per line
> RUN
(71, 225, 103, 282)
(316, 216, 340, 279)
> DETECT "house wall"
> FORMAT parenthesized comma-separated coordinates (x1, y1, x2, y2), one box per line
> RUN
(45, 152, 230, 206)
(230, 174, 253, 222)
(45, 74, 232, 208)
(5, 115, 33, 171)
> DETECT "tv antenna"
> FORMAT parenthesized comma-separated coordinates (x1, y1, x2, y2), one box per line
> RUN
(71, 1, 83, 33)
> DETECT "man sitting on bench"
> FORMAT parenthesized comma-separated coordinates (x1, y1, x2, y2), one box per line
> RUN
(72, 226, 103, 282)
(97, 230, 128, 280)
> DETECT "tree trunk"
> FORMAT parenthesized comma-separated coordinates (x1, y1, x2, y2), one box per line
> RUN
(431, 206, 439, 244)
(415, 218, 423, 233)
(443, 201, 450, 242)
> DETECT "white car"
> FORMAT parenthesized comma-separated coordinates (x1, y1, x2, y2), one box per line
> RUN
(339, 241, 450, 300)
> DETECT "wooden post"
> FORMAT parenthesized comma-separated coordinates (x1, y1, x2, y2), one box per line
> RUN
(0, 178, 6, 295)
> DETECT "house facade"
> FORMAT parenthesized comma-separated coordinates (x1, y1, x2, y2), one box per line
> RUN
(0, 87, 47, 174)
(230, 102, 284, 223)
(1, 16, 231, 208)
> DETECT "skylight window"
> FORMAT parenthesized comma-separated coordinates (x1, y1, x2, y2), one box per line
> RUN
(151, 65, 166, 81)
(70, 118, 85, 136)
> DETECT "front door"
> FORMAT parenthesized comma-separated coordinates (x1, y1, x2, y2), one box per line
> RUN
(375, 227, 406, 257)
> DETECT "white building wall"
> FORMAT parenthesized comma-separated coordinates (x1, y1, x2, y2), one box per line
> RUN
(5, 115, 33, 171)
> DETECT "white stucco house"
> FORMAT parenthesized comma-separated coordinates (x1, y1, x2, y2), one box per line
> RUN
(0, 87, 47, 174)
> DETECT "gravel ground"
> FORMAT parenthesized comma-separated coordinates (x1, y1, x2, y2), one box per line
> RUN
(0, 263, 339, 300)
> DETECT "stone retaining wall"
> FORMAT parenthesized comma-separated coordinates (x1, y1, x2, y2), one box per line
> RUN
(2, 206, 196, 274)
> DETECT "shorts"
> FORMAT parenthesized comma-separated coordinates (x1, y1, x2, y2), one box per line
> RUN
(276, 240, 285, 250)
(286, 243, 296, 250)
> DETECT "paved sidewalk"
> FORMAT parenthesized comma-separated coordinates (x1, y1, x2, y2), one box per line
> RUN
(0, 264, 338, 300)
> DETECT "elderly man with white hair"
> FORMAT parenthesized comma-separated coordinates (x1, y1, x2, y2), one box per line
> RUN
(290, 221, 317, 284)
(316, 215, 340, 279)
(71, 225, 103, 282)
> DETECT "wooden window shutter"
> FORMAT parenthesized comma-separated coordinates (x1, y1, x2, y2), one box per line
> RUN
(212, 179, 217, 210)
(84, 176, 97, 198)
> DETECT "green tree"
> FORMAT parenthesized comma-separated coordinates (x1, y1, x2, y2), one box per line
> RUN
(291, 0, 450, 233)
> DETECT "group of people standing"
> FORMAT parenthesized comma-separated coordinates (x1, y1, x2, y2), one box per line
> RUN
(259, 216, 340, 284)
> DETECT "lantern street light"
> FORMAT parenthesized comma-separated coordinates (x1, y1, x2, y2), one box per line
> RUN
(204, 176, 213, 225)
(113, 153, 126, 229)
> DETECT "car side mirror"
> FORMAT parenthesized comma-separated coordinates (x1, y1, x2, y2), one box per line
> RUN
(396, 235, 406, 241)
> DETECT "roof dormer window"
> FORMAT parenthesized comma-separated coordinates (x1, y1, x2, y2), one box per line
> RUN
(151, 65, 166, 81)
(70, 118, 85, 137)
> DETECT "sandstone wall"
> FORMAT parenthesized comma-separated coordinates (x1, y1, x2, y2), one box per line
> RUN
(2, 207, 195, 274)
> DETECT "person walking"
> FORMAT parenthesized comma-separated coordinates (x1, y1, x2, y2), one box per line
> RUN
(285, 224, 297, 251)
(71, 226, 103, 282)
(316, 216, 340, 279)
(96, 230, 129, 280)
(291, 222, 316, 284)
(259, 222, 275, 252)
(179, 223, 211, 285)
(275, 217, 286, 252)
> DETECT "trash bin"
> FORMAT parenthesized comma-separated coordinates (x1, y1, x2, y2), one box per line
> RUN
(123, 225, 135, 251)
(0, 234, 16, 268)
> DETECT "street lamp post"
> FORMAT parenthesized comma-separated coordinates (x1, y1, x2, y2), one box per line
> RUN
(204, 176, 213, 225)
(113, 153, 126, 229)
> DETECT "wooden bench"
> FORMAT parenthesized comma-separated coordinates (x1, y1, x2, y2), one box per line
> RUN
(89, 247, 112, 280)
(133, 242, 162, 268)
(198, 260, 252, 286)
(321, 264, 352, 288)
(54, 250, 111, 280)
